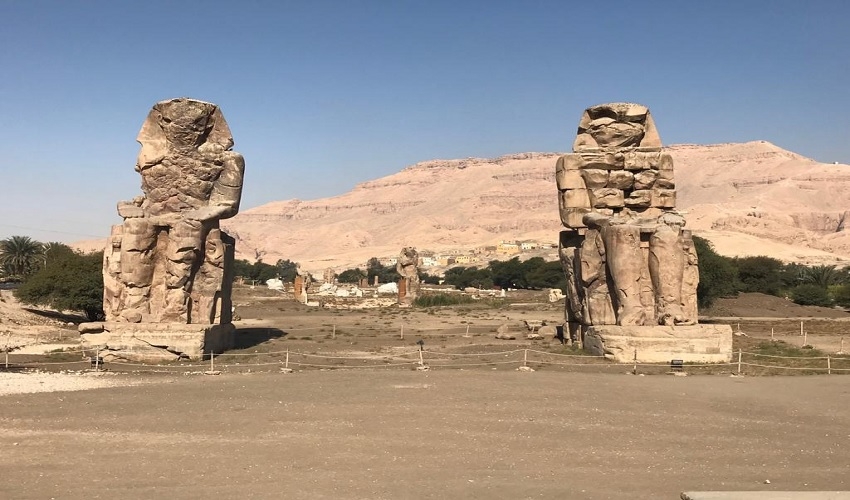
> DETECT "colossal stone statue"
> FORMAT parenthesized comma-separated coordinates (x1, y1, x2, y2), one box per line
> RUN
(81, 98, 243, 360)
(397, 247, 420, 306)
(557, 103, 731, 362)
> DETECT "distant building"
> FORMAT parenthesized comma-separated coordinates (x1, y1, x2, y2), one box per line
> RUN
(454, 255, 473, 264)
(497, 241, 520, 254)
(421, 256, 438, 267)
(519, 241, 538, 251)
(437, 256, 456, 266)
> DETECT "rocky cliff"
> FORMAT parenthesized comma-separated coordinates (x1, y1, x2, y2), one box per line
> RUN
(220, 142, 850, 272)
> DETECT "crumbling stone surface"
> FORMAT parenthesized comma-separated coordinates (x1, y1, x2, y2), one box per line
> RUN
(555, 103, 729, 357)
(396, 247, 420, 306)
(82, 98, 243, 360)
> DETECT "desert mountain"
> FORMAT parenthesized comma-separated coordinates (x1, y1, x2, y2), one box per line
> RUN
(221, 141, 850, 272)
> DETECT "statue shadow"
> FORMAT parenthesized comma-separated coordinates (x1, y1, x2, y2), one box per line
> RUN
(232, 327, 287, 349)
(22, 308, 89, 324)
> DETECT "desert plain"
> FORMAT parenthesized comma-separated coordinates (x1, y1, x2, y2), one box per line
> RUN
(2, 285, 850, 499)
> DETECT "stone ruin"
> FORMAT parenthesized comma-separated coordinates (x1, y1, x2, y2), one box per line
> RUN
(556, 103, 732, 362)
(322, 267, 337, 284)
(293, 265, 311, 304)
(396, 247, 420, 306)
(79, 98, 244, 361)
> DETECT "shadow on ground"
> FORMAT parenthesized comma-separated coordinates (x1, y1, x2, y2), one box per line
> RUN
(22, 308, 88, 323)
(232, 327, 287, 349)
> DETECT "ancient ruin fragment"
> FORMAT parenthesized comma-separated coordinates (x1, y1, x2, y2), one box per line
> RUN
(80, 98, 244, 361)
(557, 103, 732, 362)
(396, 247, 420, 306)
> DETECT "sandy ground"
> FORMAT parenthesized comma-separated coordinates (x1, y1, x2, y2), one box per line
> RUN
(1, 371, 848, 499)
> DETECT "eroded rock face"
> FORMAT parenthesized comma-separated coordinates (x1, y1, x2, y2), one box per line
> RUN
(396, 247, 420, 306)
(557, 103, 699, 330)
(85, 98, 244, 360)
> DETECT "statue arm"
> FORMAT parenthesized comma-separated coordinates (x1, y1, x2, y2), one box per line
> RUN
(210, 151, 244, 219)
(187, 151, 245, 222)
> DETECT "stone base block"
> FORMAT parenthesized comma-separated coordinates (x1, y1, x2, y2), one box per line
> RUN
(79, 322, 235, 362)
(583, 324, 733, 363)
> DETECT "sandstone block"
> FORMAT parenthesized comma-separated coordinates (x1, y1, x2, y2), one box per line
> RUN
(651, 189, 677, 208)
(590, 188, 625, 208)
(560, 207, 590, 228)
(560, 188, 592, 209)
(79, 322, 235, 362)
(583, 324, 733, 363)
(657, 153, 674, 171)
(578, 152, 624, 170)
(607, 171, 634, 190)
(633, 170, 658, 190)
(556, 168, 587, 190)
(655, 178, 675, 189)
(625, 190, 652, 207)
(623, 151, 661, 170)
(581, 169, 609, 188)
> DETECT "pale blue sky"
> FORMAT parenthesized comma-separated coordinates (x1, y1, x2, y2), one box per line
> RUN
(1, 0, 848, 242)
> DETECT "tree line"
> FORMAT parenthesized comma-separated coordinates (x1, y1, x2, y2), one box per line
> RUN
(1, 236, 104, 321)
(693, 236, 850, 309)
(2, 234, 847, 320)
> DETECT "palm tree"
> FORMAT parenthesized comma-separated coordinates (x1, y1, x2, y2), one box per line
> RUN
(801, 265, 840, 289)
(0, 236, 44, 278)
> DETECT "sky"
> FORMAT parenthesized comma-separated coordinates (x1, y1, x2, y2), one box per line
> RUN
(1, 0, 849, 243)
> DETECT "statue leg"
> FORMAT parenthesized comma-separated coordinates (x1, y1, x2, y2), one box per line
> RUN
(601, 224, 646, 326)
(580, 229, 617, 325)
(162, 219, 205, 323)
(649, 225, 690, 325)
(118, 218, 157, 323)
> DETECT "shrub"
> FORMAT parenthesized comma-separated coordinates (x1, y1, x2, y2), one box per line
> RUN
(414, 293, 475, 308)
(790, 284, 832, 307)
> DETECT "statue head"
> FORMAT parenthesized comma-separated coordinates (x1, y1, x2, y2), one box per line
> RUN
(573, 102, 662, 151)
(136, 98, 234, 169)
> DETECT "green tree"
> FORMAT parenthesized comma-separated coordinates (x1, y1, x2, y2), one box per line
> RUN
(232, 259, 282, 283)
(0, 235, 43, 278)
(831, 284, 850, 308)
(790, 284, 832, 307)
(366, 257, 399, 284)
(444, 266, 493, 290)
(800, 265, 841, 289)
(525, 259, 567, 291)
(693, 236, 739, 308)
(15, 246, 104, 321)
(735, 256, 784, 295)
(338, 268, 366, 284)
(275, 259, 299, 282)
(489, 257, 526, 289)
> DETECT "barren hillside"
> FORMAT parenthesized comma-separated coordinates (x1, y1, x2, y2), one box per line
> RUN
(220, 141, 849, 272)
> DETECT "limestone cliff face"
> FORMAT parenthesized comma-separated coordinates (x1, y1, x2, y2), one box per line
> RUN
(221, 143, 850, 271)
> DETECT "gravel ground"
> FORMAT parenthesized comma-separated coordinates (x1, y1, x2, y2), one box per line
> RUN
(1, 371, 848, 499)
(0, 371, 144, 396)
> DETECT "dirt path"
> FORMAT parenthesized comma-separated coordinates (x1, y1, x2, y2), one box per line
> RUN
(1, 371, 848, 499)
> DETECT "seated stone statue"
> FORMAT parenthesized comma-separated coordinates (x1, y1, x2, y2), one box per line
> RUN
(103, 98, 244, 325)
(557, 103, 698, 333)
(397, 247, 420, 305)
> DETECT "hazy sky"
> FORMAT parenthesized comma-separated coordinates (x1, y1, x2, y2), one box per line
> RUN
(2, 0, 848, 242)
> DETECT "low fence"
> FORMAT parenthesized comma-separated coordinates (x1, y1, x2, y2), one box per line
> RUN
(3, 345, 850, 376)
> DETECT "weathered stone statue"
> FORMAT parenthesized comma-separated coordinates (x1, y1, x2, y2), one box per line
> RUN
(396, 247, 420, 306)
(81, 98, 243, 360)
(293, 264, 311, 304)
(557, 103, 731, 362)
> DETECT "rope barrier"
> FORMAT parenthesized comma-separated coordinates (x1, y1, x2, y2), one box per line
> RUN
(420, 349, 524, 357)
(741, 351, 833, 360)
(286, 361, 419, 368)
(527, 349, 606, 359)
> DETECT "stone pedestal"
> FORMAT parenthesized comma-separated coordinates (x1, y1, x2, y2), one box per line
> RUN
(79, 322, 235, 362)
(583, 324, 733, 363)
